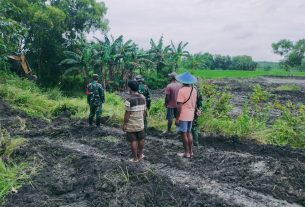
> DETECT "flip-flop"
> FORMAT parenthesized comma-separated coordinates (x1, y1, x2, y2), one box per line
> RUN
(129, 158, 139, 163)
(177, 153, 190, 158)
(138, 154, 145, 161)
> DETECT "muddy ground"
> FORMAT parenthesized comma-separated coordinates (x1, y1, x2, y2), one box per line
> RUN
(1, 93, 305, 207)
(208, 77, 305, 117)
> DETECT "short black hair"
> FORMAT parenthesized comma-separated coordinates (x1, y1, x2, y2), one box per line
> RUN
(128, 80, 139, 92)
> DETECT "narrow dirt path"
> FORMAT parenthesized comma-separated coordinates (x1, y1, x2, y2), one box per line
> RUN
(1, 100, 305, 207)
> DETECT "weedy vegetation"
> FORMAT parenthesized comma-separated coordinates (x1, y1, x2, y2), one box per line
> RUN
(0, 128, 36, 204)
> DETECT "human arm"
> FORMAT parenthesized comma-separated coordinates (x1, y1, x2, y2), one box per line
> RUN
(175, 102, 182, 125)
(164, 86, 170, 107)
(99, 85, 105, 103)
(146, 86, 151, 110)
(123, 111, 131, 131)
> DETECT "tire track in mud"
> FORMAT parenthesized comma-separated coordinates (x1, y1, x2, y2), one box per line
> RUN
(4, 117, 305, 206)
(35, 136, 301, 207)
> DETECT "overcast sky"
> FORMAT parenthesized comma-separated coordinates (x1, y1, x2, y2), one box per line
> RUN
(96, 0, 305, 61)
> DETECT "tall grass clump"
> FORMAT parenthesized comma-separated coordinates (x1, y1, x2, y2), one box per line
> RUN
(198, 82, 270, 139)
(148, 98, 167, 130)
(197, 80, 305, 148)
(0, 71, 125, 122)
(267, 102, 305, 147)
(0, 128, 34, 204)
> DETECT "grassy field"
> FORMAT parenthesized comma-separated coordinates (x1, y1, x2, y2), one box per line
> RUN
(182, 69, 305, 79)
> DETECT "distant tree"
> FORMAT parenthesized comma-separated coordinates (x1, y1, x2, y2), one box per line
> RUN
(231, 56, 257, 71)
(213, 55, 232, 70)
(272, 39, 305, 71)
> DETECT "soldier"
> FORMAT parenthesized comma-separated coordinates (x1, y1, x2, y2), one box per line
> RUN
(135, 75, 151, 131)
(192, 82, 203, 146)
(86, 74, 105, 126)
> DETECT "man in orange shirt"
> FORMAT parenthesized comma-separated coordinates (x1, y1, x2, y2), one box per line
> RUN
(175, 72, 197, 158)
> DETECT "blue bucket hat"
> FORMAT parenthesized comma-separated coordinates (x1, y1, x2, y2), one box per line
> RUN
(176, 72, 197, 84)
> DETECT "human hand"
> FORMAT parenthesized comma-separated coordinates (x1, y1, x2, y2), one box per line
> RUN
(196, 109, 202, 116)
(175, 119, 180, 126)
(122, 124, 127, 132)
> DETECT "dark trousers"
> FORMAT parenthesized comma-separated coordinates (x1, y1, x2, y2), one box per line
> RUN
(89, 104, 102, 126)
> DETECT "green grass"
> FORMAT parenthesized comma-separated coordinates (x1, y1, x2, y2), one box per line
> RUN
(180, 69, 305, 79)
(275, 84, 301, 91)
(0, 71, 124, 122)
(0, 128, 36, 204)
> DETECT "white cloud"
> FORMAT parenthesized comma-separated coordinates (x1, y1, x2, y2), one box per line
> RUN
(95, 0, 305, 61)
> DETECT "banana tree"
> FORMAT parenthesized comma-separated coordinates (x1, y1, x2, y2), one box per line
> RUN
(59, 41, 94, 82)
(148, 36, 171, 74)
(169, 41, 189, 71)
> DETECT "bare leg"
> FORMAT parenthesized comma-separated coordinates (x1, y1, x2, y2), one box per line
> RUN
(130, 141, 138, 162)
(181, 132, 190, 157)
(137, 139, 145, 159)
(187, 132, 193, 156)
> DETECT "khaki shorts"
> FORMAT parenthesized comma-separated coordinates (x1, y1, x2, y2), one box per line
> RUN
(126, 130, 145, 142)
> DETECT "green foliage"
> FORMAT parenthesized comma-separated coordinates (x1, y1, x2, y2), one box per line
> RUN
(0, 1, 27, 69)
(183, 53, 257, 71)
(272, 39, 305, 71)
(267, 102, 305, 147)
(148, 99, 167, 130)
(0, 71, 126, 125)
(144, 73, 168, 90)
(0, 128, 26, 159)
(0, 128, 34, 204)
(0, 160, 32, 204)
(231, 56, 257, 71)
(2, 0, 108, 86)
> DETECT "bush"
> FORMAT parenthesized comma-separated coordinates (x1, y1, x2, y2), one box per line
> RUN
(144, 73, 168, 90)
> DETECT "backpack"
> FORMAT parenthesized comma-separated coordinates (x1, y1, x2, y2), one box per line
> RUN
(88, 82, 100, 106)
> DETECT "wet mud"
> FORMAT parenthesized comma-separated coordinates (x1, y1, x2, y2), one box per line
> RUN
(1, 100, 305, 207)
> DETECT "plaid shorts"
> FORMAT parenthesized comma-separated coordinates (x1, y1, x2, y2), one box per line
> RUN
(166, 108, 178, 120)
(126, 130, 145, 142)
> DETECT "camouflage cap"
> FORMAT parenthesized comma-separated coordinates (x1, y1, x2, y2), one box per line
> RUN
(168, 72, 177, 79)
(135, 75, 144, 82)
(92, 74, 99, 80)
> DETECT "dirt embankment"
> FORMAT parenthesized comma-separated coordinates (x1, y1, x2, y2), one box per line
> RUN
(1, 100, 305, 207)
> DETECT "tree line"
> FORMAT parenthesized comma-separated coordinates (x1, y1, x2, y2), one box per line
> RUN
(4, 0, 300, 91)
(182, 53, 257, 71)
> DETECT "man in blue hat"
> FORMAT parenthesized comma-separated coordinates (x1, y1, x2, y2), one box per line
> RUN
(175, 72, 197, 158)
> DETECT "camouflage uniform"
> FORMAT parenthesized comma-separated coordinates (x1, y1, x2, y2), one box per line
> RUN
(192, 86, 203, 146)
(136, 75, 151, 131)
(87, 80, 105, 126)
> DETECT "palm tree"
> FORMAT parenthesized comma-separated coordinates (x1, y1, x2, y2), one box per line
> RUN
(169, 41, 189, 71)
